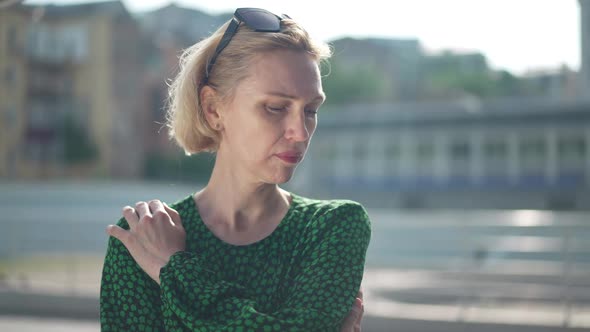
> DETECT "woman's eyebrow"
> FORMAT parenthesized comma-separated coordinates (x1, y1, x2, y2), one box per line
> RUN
(264, 91, 325, 103)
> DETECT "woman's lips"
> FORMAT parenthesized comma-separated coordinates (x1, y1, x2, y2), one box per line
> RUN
(275, 153, 303, 164)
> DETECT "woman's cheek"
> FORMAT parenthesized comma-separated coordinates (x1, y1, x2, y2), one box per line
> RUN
(306, 118, 318, 135)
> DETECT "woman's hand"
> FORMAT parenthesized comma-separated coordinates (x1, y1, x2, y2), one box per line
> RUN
(106, 200, 186, 285)
(340, 290, 364, 332)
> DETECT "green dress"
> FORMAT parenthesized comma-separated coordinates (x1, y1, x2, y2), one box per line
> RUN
(100, 192, 371, 331)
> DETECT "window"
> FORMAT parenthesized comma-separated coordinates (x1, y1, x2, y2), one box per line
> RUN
(7, 25, 17, 51)
(59, 24, 88, 60)
(353, 140, 367, 160)
(520, 138, 546, 161)
(4, 67, 16, 86)
(28, 104, 53, 129)
(386, 143, 400, 159)
(3, 106, 17, 127)
(558, 136, 586, 161)
(416, 141, 434, 161)
(450, 140, 470, 161)
(353, 139, 368, 176)
(484, 140, 507, 160)
(26, 142, 43, 162)
(385, 142, 400, 174)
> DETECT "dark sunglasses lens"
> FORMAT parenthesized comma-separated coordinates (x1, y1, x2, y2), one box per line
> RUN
(236, 8, 281, 32)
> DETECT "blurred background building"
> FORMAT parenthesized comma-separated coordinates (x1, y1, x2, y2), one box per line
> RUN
(138, 3, 229, 156)
(302, 97, 590, 209)
(291, 0, 590, 210)
(1, 0, 588, 204)
(0, 1, 144, 179)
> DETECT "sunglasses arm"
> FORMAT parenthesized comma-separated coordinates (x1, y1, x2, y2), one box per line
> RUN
(205, 18, 240, 83)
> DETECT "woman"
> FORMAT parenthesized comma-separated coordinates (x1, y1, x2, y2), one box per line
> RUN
(100, 8, 371, 331)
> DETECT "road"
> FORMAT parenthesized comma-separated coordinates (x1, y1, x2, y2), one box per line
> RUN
(0, 316, 99, 332)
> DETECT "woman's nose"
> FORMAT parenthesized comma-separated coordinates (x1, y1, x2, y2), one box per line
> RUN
(284, 111, 310, 142)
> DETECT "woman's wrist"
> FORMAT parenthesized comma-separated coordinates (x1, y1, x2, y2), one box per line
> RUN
(156, 250, 186, 285)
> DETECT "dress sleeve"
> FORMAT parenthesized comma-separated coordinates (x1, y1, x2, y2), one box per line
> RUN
(100, 217, 165, 331)
(159, 201, 371, 331)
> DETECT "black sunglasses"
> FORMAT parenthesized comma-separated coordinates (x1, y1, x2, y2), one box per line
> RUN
(203, 8, 288, 84)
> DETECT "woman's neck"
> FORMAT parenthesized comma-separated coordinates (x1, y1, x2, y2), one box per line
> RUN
(194, 158, 291, 232)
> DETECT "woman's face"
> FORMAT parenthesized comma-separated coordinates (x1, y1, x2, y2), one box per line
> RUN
(217, 49, 325, 185)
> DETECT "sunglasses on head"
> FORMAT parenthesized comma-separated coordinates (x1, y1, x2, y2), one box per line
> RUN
(203, 8, 289, 85)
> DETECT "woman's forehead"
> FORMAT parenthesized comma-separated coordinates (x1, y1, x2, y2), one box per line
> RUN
(241, 51, 323, 99)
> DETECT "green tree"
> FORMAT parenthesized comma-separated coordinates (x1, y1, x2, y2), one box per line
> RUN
(322, 61, 393, 105)
(61, 114, 99, 164)
(143, 152, 215, 183)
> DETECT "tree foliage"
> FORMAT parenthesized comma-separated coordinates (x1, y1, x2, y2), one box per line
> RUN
(61, 114, 99, 164)
(143, 151, 215, 183)
(322, 61, 393, 105)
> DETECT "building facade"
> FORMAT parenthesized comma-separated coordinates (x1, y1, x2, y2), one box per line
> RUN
(0, 6, 28, 178)
(292, 98, 590, 209)
(0, 1, 144, 179)
(138, 4, 231, 158)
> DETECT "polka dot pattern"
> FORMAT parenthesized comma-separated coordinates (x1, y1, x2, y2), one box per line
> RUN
(100, 192, 371, 331)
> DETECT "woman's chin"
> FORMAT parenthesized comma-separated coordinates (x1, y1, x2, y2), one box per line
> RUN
(266, 168, 296, 184)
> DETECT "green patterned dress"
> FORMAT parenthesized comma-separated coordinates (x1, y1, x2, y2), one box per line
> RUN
(100, 192, 371, 331)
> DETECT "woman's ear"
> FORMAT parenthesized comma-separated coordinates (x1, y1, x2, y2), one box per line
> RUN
(200, 85, 223, 129)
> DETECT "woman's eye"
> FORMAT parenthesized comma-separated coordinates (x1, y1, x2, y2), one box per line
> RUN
(267, 106, 287, 113)
(305, 110, 318, 117)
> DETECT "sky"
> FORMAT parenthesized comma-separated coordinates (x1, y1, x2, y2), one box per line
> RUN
(22, 0, 582, 75)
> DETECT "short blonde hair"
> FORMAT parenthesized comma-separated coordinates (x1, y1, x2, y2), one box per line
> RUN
(166, 17, 332, 155)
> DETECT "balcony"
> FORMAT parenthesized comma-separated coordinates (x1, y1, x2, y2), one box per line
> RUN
(26, 25, 88, 65)
(26, 127, 57, 143)
(27, 71, 72, 97)
(26, 48, 81, 66)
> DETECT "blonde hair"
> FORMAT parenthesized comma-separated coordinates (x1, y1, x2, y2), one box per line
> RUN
(165, 17, 332, 155)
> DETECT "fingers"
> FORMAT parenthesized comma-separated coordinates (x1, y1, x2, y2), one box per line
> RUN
(355, 297, 364, 331)
(163, 202, 183, 227)
(123, 200, 163, 229)
(106, 224, 132, 245)
(148, 200, 167, 221)
(124, 200, 182, 228)
(352, 297, 363, 314)
(354, 289, 364, 331)
(135, 201, 151, 220)
(341, 297, 363, 332)
(122, 206, 139, 227)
